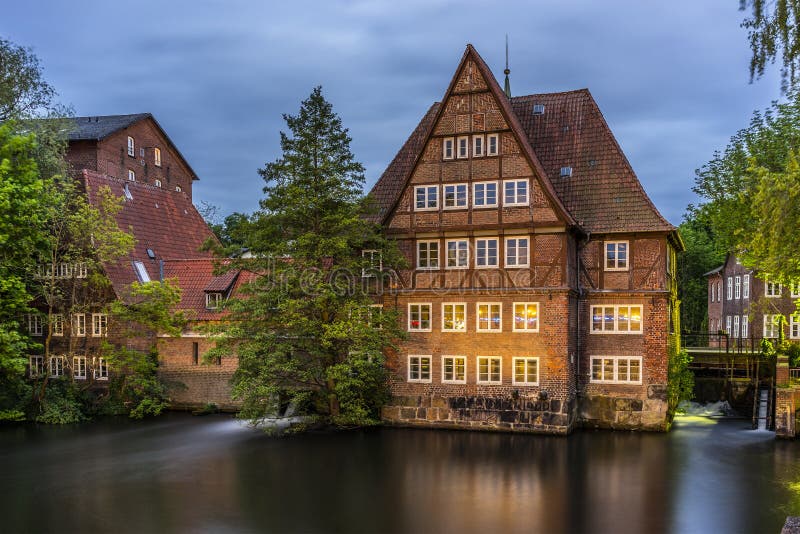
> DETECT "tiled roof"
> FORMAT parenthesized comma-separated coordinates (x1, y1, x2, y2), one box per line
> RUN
(368, 46, 674, 235)
(68, 114, 151, 141)
(162, 260, 253, 320)
(82, 170, 217, 297)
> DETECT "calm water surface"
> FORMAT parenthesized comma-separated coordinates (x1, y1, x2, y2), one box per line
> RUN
(0, 413, 798, 534)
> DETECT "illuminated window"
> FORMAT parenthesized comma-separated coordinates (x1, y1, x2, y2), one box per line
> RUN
(505, 237, 529, 267)
(408, 303, 432, 332)
(443, 183, 468, 209)
(73, 356, 87, 380)
(417, 240, 439, 270)
(590, 356, 641, 384)
(408, 355, 431, 382)
(127, 136, 135, 157)
(513, 357, 539, 385)
(442, 303, 466, 332)
(154, 147, 162, 167)
(446, 239, 468, 268)
(605, 241, 628, 271)
(513, 302, 539, 332)
(473, 182, 498, 208)
(414, 185, 438, 210)
(443, 137, 454, 160)
(476, 303, 502, 332)
(475, 238, 498, 267)
(477, 356, 502, 384)
(442, 356, 466, 383)
(590, 305, 642, 333)
(503, 180, 528, 206)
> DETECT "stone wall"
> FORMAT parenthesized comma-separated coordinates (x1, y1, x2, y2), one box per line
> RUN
(775, 387, 800, 438)
(578, 386, 669, 431)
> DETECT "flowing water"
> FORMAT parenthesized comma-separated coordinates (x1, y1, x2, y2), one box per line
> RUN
(0, 413, 798, 533)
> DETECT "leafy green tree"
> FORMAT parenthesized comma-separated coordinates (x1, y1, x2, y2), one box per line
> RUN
(0, 37, 56, 121)
(741, 0, 800, 91)
(210, 87, 405, 428)
(677, 212, 726, 332)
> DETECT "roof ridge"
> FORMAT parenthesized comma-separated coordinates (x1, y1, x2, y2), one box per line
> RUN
(511, 88, 590, 99)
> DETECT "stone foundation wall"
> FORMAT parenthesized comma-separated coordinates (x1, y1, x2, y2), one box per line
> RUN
(382, 394, 577, 434)
(775, 387, 800, 438)
(160, 368, 239, 411)
(578, 385, 669, 431)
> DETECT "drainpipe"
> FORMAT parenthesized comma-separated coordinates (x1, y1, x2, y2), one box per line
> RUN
(159, 260, 164, 285)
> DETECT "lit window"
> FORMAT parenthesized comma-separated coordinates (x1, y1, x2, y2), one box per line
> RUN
(457, 136, 469, 158)
(487, 134, 499, 156)
(443, 183, 468, 209)
(73, 356, 87, 380)
(473, 135, 484, 157)
(72, 313, 86, 337)
(417, 240, 439, 270)
(473, 182, 498, 208)
(205, 292, 223, 310)
(765, 278, 782, 297)
(590, 356, 641, 384)
(127, 136, 135, 157)
(96, 358, 109, 380)
(764, 315, 781, 338)
(128, 169, 136, 182)
(133, 261, 151, 282)
(442, 356, 467, 383)
(154, 147, 162, 167)
(475, 238, 498, 267)
(408, 303, 432, 332)
(743, 274, 750, 298)
(477, 303, 502, 332)
(742, 316, 749, 338)
(26, 314, 43, 336)
(505, 237, 529, 267)
(591, 305, 642, 334)
(513, 358, 539, 385)
(503, 180, 528, 206)
(605, 241, 628, 271)
(91, 313, 107, 337)
(735, 276, 741, 299)
(513, 302, 539, 332)
(52, 314, 64, 337)
(414, 185, 438, 210)
(361, 249, 382, 278)
(446, 239, 469, 268)
(791, 315, 800, 339)
(443, 137, 454, 160)
(477, 356, 502, 384)
(442, 303, 466, 332)
(29, 356, 44, 377)
(408, 355, 431, 382)
(49, 356, 65, 378)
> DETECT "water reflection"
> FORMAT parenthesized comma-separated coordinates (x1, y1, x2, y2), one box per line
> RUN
(0, 415, 797, 533)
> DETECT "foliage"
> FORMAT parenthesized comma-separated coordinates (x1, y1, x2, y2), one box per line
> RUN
(0, 37, 56, 121)
(677, 212, 726, 332)
(210, 87, 404, 429)
(667, 346, 695, 417)
(741, 0, 800, 91)
(33, 378, 87, 424)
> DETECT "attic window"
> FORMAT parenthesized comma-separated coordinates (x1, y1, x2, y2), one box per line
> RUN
(206, 292, 223, 310)
(560, 166, 573, 177)
(533, 104, 545, 115)
(123, 184, 133, 200)
(146, 248, 156, 259)
(154, 148, 162, 167)
(127, 136, 135, 157)
(133, 261, 150, 282)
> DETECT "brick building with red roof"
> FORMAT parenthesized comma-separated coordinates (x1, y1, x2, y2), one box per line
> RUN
(372, 45, 683, 433)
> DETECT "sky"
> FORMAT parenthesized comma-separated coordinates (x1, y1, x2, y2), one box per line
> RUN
(2, 0, 784, 226)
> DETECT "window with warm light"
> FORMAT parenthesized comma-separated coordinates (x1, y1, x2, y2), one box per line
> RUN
(442, 303, 466, 332)
(154, 147, 162, 167)
(477, 303, 502, 332)
(513, 357, 539, 385)
(590, 305, 642, 333)
(513, 302, 539, 332)
(477, 356, 502, 384)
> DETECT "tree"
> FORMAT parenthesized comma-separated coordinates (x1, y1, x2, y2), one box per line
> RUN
(209, 87, 405, 428)
(0, 37, 56, 121)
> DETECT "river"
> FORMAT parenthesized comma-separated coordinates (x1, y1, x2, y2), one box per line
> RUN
(0, 413, 797, 533)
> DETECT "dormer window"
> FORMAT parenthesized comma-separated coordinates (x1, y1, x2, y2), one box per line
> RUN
(154, 147, 162, 167)
(443, 137, 454, 160)
(206, 292, 223, 310)
(127, 136, 135, 157)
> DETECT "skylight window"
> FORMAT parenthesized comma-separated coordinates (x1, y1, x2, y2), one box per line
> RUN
(560, 167, 573, 177)
(533, 104, 545, 115)
(133, 261, 151, 282)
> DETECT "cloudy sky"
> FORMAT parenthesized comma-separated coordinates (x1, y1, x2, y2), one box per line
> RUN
(3, 0, 782, 225)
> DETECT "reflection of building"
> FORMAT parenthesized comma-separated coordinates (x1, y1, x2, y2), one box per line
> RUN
(371, 45, 683, 433)
(706, 254, 799, 341)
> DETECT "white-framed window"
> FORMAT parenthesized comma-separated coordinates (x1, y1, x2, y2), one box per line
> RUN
(791, 315, 800, 339)
(735, 276, 741, 299)
(473, 182, 498, 208)
(457, 136, 469, 158)
(605, 241, 628, 271)
(725, 315, 732, 334)
(154, 147, 162, 167)
(155, 179, 162, 188)
(72, 313, 86, 337)
(475, 238, 498, 268)
(49, 356, 64, 378)
(472, 135, 484, 158)
(446, 239, 469, 269)
(477, 356, 502, 384)
(416, 240, 439, 270)
(766, 279, 782, 297)
(476, 302, 502, 332)
(764, 315, 781, 338)
(408, 303, 432, 332)
(487, 133, 499, 156)
(709, 283, 715, 303)
(96, 357, 109, 380)
(175, 185, 182, 192)
(733, 315, 740, 338)
(505, 237, 529, 268)
(361, 249, 382, 278)
(73, 356, 87, 380)
(52, 314, 64, 337)
(408, 355, 432, 382)
(205, 292, 223, 310)
(443, 183, 468, 209)
(513, 302, 539, 332)
(127, 136, 135, 157)
(442, 303, 466, 332)
(590, 305, 643, 334)
(792, 282, 800, 298)
(743, 274, 750, 298)
(513, 357, 539, 386)
(29, 355, 44, 377)
(443, 137, 454, 160)
(726, 277, 733, 300)
(133, 260, 151, 282)
(128, 169, 136, 182)
(26, 314, 43, 336)
(414, 185, 438, 211)
(76, 263, 88, 278)
(742, 315, 749, 338)
(503, 180, 529, 206)
(442, 355, 467, 384)
(590, 356, 642, 384)
(717, 281, 722, 302)
(91, 313, 108, 337)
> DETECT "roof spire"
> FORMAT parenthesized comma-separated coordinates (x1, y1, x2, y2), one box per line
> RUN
(503, 35, 511, 98)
